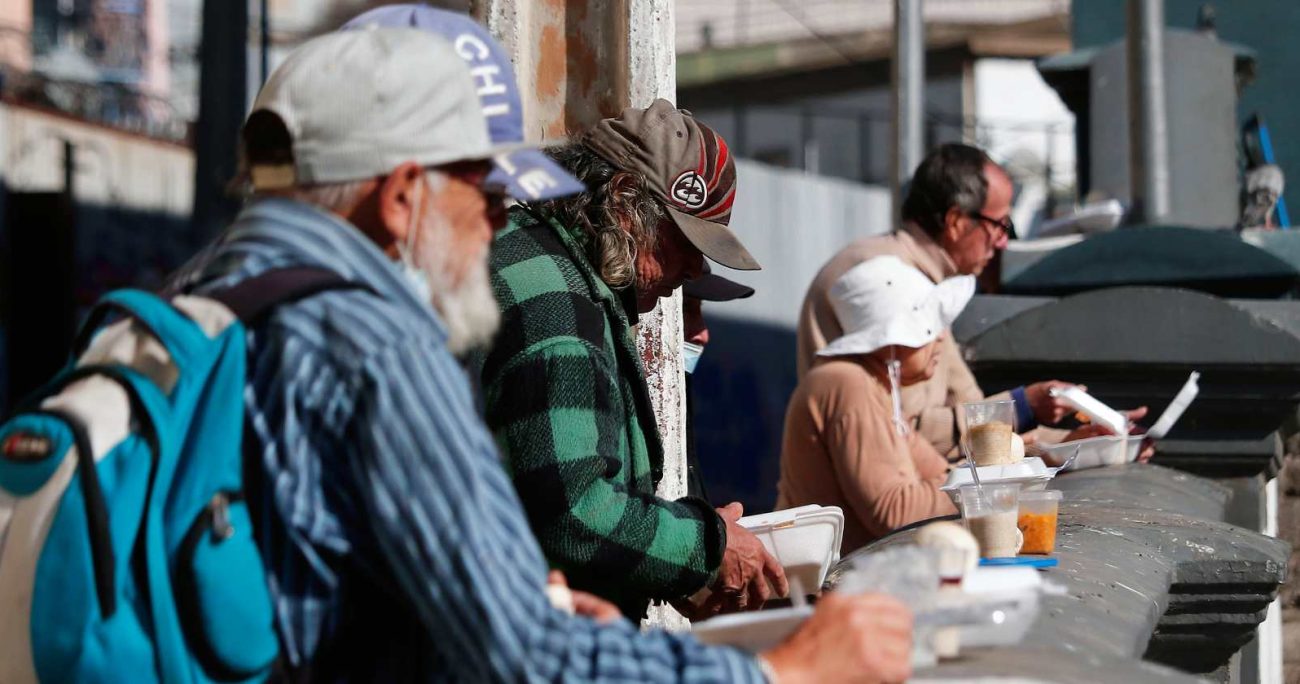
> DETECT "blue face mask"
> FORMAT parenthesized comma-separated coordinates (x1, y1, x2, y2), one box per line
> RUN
(682, 341, 704, 374)
(397, 177, 433, 306)
(399, 259, 432, 305)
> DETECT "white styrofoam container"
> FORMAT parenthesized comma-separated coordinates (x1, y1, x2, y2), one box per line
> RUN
(692, 605, 814, 652)
(740, 505, 845, 595)
(939, 457, 1057, 504)
(955, 566, 1042, 648)
(1051, 386, 1129, 435)
(1045, 434, 1142, 471)
(1147, 372, 1200, 440)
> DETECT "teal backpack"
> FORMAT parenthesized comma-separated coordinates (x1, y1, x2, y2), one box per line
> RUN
(0, 268, 353, 683)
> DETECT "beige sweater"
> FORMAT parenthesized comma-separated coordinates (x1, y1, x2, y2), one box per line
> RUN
(795, 223, 992, 457)
(777, 358, 957, 555)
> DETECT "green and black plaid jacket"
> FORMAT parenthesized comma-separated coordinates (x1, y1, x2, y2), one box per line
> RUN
(478, 207, 726, 619)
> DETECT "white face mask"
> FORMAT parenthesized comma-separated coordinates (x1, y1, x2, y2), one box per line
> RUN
(887, 349, 909, 437)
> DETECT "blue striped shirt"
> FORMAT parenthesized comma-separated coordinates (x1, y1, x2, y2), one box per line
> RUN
(182, 198, 765, 682)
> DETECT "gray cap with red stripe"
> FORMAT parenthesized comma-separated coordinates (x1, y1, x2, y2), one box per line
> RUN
(585, 99, 760, 271)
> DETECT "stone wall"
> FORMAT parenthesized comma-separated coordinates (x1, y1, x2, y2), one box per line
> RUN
(1278, 427, 1300, 682)
(835, 464, 1289, 682)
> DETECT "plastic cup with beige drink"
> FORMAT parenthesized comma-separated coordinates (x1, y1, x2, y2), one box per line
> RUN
(958, 484, 1022, 558)
(962, 400, 1017, 466)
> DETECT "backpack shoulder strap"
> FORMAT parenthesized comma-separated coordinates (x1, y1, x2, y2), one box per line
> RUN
(205, 266, 371, 681)
(205, 267, 370, 324)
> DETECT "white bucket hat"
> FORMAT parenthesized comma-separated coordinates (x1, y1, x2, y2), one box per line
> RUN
(818, 255, 975, 358)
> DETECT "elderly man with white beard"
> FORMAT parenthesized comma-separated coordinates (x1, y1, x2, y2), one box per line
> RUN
(165, 28, 558, 679)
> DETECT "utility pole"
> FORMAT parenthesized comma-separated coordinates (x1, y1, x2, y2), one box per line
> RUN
(1126, 0, 1171, 223)
(63, 139, 75, 200)
(260, 0, 271, 86)
(485, 0, 687, 631)
(191, 0, 247, 239)
(891, 0, 924, 218)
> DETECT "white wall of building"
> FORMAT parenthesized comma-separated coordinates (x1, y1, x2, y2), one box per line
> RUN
(972, 57, 1076, 235)
(0, 103, 193, 215)
(715, 159, 892, 330)
(677, 0, 1069, 53)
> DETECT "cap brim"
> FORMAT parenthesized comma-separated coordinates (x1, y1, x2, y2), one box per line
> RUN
(485, 147, 585, 201)
(665, 205, 761, 271)
(683, 273, 755, 301)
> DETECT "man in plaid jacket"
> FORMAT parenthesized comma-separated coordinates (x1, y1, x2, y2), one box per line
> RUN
(479, 101, 787, 620)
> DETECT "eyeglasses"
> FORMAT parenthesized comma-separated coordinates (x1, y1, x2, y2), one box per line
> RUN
(969, 212, 1015, 240)
(439, 160, 493, 189)
(438, 161, 510, 205)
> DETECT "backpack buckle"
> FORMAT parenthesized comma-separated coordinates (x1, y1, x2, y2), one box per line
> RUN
(210, 493, 234, 542)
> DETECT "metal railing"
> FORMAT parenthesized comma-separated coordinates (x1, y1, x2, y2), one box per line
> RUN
(718, 104, 1076, 201)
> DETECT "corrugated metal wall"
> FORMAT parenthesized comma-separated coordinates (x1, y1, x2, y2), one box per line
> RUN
(715, 158, 892, 329)
(693, 159, 891, 511)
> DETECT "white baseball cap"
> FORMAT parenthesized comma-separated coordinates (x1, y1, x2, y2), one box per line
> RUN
(818, 256, 975, 358)
(244, 28, 523, 191)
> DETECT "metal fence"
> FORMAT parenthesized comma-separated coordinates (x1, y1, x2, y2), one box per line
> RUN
(713, 104, 1076, 206)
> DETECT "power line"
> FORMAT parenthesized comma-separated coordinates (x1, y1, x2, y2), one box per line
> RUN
(768, 0, 859, 64)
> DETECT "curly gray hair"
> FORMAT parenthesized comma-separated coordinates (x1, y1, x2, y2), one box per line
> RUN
(528, 143, 664, 290)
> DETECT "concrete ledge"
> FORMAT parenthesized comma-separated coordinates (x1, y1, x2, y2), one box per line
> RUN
(914, 646, 1204, 683)
(954, 289, 1300, 480)
(1053, 464, 1232, 520)
(831, 465, 1289, 681)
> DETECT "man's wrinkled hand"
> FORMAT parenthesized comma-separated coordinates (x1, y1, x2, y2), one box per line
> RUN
(713, 502, 788, 614)
(1061, 406, 1156, 461)
(1123, 407, 1157, 462)
(761, 592, 913, 684)
(1024, 380, 1079, 426)
(547, 571, 623, 624)
(1060, 423, 1109, 443)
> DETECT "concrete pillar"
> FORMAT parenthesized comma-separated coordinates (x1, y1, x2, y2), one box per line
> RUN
(891, 0, 924, 217)
(485, 0, 630, 138)
(1224, 474, 1284, 684)
(1126, 0, 1171, 223)
(485, 0, 688, 632)
(1262, 478, 1283, 684)
(191, 0, 247, 238)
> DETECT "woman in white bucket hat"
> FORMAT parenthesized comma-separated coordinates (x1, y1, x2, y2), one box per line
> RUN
(777, 256, 974, 554)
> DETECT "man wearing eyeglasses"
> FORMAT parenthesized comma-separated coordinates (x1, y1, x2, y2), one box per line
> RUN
(797, 143, 1080, 458)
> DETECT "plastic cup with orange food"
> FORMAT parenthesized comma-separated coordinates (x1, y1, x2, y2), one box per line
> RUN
(1017, 490, 1062, 555)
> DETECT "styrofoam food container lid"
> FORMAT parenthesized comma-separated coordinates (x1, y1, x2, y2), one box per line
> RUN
(1147, 371, 1200, 440)
(740, 505, 844, 593)
(943, 457, 1053, 487)
(940, 458, 1057, 503)
(956, 566, 1043, 649)
(1051, 386, 1129, 435)
(692, 606, 814, 652)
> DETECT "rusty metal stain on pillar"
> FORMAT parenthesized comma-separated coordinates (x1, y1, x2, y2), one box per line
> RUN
(526, 0, 633, 138)
(485, 0, 687, 631)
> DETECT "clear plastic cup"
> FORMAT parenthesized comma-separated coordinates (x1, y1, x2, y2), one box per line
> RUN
(961, 400, 1017, 466)
(958, 484, 1021, 558)
(1017, 490, 1062, 555)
